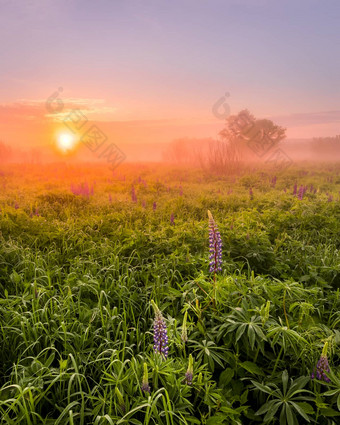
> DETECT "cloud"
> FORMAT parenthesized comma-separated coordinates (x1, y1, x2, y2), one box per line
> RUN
(0, 98, 118, 123)
(270, 110, 340, 127)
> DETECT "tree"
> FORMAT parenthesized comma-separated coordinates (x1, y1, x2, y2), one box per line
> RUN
(219, 109, 286, 161)
(162, 138, 214, 166)
(310, 135, 340, 160)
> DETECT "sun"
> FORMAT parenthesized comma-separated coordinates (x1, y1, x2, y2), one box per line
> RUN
(57, 132, 77, 153)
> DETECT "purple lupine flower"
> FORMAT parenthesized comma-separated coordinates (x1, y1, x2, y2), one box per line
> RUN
(311, 342, 331, 383)
(293, 183, 297, 195)
(272, 176, 277, 187)
(185, 355, 193, 385)
(249, 187, 254, 200)
(153, 202, 157, 211)
(131, 185, 137, 203)
(328, 195, 333, 202)
(151, 300, 169, 359)
(71, 182, 93, 198)
(170, 213, 174, 225)
(208, 210, 222, 274)
(298, 185, 305, 200)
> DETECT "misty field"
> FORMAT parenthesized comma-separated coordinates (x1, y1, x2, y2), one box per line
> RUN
(0, 163, 340, 425)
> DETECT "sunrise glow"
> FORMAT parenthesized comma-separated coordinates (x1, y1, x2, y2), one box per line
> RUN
(57, 133, 77, 153)
(1, 2, 340, 423)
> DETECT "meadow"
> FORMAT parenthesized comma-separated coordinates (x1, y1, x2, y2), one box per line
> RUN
(0, 162, 339, 424)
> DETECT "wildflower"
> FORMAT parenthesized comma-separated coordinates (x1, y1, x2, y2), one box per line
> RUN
(312, 342, 331, 383)
(115, 387, 126, 413)
(208, 210, 222, 274)
(131, 185, 137, 202)
(151, 300, 169, 359)
(153, 201, 157, 211)
(293, 183, 297, 195)
(298, 185, 305, 200)
(170, 213, 175, 225)
(197, 372, 203, 387)
(185, 354, 194, 385)
(141, 362, 151, 393)
(181, 311, 188, 343)
(249, 187, 254, 200)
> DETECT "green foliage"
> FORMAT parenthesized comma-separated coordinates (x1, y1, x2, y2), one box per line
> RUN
(0, 162, 339, 424)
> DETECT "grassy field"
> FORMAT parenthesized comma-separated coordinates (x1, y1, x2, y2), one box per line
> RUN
(0, 162, 340, 424)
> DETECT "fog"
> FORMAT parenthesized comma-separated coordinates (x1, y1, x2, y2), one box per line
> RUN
(1, 136, 339, 170)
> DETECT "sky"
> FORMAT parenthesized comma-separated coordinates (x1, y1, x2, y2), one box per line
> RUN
(0, 0, 339, 158)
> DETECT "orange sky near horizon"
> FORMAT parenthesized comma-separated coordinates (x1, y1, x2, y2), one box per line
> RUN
(1, 96, 339, 152)
(1, 0, 339, 160)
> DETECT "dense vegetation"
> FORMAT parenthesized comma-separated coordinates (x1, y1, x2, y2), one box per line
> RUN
(0, 162, 339, 424)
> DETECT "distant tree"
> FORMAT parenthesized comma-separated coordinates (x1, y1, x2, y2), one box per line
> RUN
(163, 138, 191, 163)
(219, 109, 286, 161)
(0, 141, 12, 162)
(310, 135, 340, 159)
(163, 138, 214, 165)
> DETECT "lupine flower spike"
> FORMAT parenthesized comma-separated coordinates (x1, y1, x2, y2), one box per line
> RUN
(151, 300, 169, 359)
(185, 354, 194, 385)
(311, 342, 331, 383)
(292, 183, 297, 195)
(181, 311, 188, 344)
(115, 387, 126, 413)
(208, 210, 223, 275)
(131, 185, 137, 203)
(249, 187, 254, 200)
(141, 362, 151, 393)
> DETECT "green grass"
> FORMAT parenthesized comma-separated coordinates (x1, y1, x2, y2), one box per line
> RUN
(0, 162, 339, 424)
